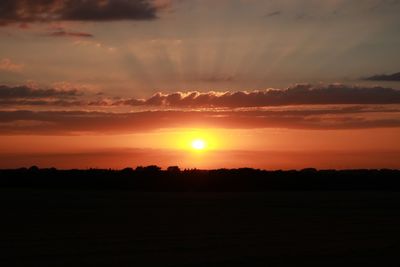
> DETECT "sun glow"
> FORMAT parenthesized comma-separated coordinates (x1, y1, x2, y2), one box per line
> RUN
(191, 139, 206, 150)
(169, 129, 217, 151)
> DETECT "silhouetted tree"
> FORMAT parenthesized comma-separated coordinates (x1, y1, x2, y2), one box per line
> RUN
(28, 166, 39, 172)
(122, 167, 134, 174)
(301, 168, 317, 173)
(143, 165, 161, 172)
(167, 166, 181, 174)
(135, 166, 145, 172)
(1, 167, 399, 191)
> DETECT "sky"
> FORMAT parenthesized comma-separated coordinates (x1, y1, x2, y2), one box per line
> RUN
(0, 0, 400, 169)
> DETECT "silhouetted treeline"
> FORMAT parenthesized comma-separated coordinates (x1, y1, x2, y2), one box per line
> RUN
(0, 166, 400, 191)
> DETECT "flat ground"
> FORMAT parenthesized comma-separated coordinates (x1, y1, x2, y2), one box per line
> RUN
(1, 189, 400, 266)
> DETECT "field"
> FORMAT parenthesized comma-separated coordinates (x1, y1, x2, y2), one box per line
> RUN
(1, 189, 400, 266)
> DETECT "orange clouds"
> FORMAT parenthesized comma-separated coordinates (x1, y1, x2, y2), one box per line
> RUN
(0, 105, 399, 135)
(1, 83, 399, 134)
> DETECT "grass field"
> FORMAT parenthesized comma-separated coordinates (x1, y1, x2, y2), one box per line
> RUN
(1, 189, 400, 266)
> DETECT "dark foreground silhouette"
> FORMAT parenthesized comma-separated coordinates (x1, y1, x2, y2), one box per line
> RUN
(2, 167, 400, 266)
(1, 166, 400, 191)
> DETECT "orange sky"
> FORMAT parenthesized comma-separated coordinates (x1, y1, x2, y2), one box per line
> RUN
(0, 127, 399, 169)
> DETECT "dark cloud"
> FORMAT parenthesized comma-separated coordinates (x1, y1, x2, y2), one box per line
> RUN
(0, 85, 81, 99)
(0, 99, 84, 106)
(117, 84, 400, 108)
(265, 11, 281, 17)
(45, 30, 94, 38)
(364, 72, 400, 81)
(369, 0, 400, 12)
(0, 0, 161, 25)
(2, 84, 400, 109)
(0, 106, 399, 135)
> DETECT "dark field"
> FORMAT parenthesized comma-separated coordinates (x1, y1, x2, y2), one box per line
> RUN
(1, 189, 400, 266)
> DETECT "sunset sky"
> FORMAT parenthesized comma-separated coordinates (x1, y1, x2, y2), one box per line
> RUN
(1, 0, 400, 169)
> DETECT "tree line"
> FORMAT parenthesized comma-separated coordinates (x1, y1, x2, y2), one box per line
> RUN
(0, 166, 399, 191)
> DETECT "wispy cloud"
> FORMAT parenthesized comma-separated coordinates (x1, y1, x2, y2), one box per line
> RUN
(0, 84, 81, 99)
(265, 10, 281, 17)
(0, 105, 399, 134)
(0, 58, 24, 72)
(45, 30, 94, 38)
(199, 74, 236, 83)
(364, 72, 400, 82)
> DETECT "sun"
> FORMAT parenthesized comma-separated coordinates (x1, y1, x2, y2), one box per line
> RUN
(191, 139, 206, 150)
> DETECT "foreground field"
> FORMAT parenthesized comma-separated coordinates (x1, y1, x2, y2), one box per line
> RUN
(1, 189, 400, 266)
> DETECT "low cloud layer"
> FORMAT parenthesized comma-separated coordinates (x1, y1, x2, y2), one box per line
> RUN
(1, 83, 400, 134)
(118, 84, 400, 108)
(0, 0, 162, 25)
(0, 85, 81, 99)
(365, 72, 400, 81)
(2, 84, 400, 109)
(0, 105, 399, 134)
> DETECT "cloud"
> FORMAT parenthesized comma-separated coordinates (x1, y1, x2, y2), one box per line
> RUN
(45, 30, 94, 38)
(0, 0, 164, 25)
(0, 105, 399, 134)
(0, 85, 81, 99)
(265, 11, 281, 17)
(0, 99, 84, 107)
(364, 72, 400, 81)
(0, 59, 24, 72)
(200, 74, 235, 83)
(117, 84, 400, 108)
(2, 83, 400, 109)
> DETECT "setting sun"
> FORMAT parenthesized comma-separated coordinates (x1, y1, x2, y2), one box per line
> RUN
(191, 139, 206, 150)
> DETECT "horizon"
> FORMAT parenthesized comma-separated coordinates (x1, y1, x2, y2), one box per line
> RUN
(3, 165, 400, 171)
